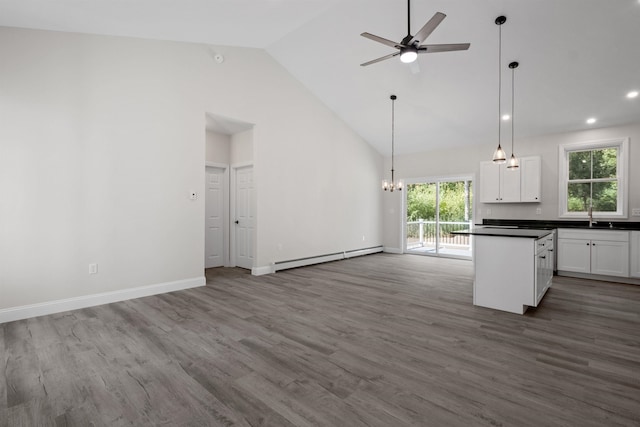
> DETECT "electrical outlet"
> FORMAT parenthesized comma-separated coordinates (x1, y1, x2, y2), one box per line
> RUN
(536, 208, 542, 215)
(362, 235, 366, 241)
(486, 208, 492, 216)
(89, 263, 98, 274)
(632, 208, 640, 217)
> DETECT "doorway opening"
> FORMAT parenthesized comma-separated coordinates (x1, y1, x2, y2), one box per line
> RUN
(404, 176, 473, 259)
(204, 112, 255, 270)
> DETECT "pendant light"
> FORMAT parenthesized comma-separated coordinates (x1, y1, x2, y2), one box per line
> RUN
(382, 95, 403, 192)
(492, 16, 507, 164)
(506, 61, 519, 170)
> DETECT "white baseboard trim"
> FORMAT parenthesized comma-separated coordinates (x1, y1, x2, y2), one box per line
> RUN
(557, 271, 640, 286)
(0, 276, 206, 324)
(252, 265, 274, 276)
(268, 246, 384, 273)
(383, 247, 403, 254)
(344, 246, 383, 259)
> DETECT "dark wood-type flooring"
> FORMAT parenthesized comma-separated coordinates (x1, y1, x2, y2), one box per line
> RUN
(1, 253, 639, 426)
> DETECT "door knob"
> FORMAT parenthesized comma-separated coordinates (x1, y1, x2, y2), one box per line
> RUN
(235, 220, 239, 224)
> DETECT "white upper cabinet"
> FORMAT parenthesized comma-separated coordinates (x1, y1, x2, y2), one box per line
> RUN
(480, 161, 502, 202)
(480, 156, 540, 203)
(520, 156, 541, 202)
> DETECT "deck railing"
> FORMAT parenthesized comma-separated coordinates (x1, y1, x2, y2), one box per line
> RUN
(406, 220, 472, 248)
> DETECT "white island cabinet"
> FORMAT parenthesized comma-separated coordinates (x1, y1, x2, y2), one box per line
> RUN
(454, 227, 554, 314)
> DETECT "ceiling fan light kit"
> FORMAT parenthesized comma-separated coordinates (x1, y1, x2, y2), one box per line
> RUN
(400, 47, 418, 63)
(360, 0, 470, 67)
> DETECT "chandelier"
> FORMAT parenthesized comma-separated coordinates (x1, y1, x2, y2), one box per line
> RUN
(382, 95, 403, 192)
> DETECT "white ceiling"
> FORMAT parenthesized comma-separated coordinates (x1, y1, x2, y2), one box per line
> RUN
(1, 0, 639, 156)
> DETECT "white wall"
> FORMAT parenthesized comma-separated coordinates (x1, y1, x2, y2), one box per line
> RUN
(205, 130, 231, 164)
(231, 129, 253, 165)
(383, 122, 640, 251)
(0, 27, 382, 312)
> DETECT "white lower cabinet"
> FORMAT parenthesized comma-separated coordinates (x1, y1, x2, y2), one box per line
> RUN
(557, 229, 629, 278)
(557, 238, 591, 273)
(631, 231, 640, 278)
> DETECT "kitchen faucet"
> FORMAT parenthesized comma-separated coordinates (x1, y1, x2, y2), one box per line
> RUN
(588, 206, 597, 228)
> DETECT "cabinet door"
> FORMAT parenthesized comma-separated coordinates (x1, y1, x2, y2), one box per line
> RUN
(480, 161, 501, 203)
(591, 240, 629, 277)
(520, 156, 541, 202)
(500, 165, 521, 202)
(632, 231, 640, 278)
(557, 238, 591, 273)
(534, 248, 552, 306)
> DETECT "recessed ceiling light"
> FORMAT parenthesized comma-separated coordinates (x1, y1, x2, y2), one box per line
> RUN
(586, 117, 597, 124)
(502, 114, 510, 121)
(627, 91, 639, 99)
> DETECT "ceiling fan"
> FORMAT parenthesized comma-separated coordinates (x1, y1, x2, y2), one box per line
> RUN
(360, 0, 470, 66)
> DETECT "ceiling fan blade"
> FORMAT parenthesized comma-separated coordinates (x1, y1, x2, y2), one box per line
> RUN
(360, 52, 400, 67)
(418, 43, 470, 53)
(361, 32, 403, 49)
(409, 12, 446, 46)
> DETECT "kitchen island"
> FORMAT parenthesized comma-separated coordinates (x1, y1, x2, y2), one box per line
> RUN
(453, 227, 555, 314)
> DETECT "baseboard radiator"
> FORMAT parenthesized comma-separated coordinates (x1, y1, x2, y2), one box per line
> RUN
(273, 246, 383, 272)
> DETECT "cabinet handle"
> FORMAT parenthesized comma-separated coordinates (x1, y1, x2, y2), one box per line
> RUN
(539, 255, 546, 259)
(586, 243, 590, 246)
(548, 249, 554, 252)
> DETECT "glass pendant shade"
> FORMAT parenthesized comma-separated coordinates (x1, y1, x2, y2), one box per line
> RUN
(506, 153, 519, 169)
(492, 144, 506, 163)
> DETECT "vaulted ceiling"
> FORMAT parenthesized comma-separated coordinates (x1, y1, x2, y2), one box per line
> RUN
(1, 0, 639, 155)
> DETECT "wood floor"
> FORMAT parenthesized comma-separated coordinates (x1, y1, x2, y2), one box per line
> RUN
(1, 253, 639, 426)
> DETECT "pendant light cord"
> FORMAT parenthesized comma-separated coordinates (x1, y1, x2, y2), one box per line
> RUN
(511, 65, 515, 154)
(498, 23, 502, 147)
(391, 96, 395, 184)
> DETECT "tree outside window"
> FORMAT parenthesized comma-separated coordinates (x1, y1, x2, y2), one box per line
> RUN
(567, 148, 618, 212)
(559, 138, 628, 218)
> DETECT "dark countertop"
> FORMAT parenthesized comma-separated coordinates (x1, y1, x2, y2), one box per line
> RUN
(482, 219, 640, 231)
(452, 227, 553, 239)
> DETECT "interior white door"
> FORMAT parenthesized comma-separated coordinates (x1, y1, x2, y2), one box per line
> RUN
(234, 166, 255, 270)
(205, 166, 225, 268)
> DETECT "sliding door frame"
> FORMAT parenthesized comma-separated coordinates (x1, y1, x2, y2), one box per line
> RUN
(402, 174, 476, 259)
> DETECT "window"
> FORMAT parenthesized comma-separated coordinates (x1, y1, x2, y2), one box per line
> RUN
(558, 138, 628, 218)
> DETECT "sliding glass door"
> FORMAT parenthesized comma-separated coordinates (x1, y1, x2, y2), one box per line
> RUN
(405, 177, 473, 259)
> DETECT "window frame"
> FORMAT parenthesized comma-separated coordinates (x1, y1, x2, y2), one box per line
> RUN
(558, 137, 629, 218)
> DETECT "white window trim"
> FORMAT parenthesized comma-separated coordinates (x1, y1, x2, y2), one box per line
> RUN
(558, 137, 629, 218)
